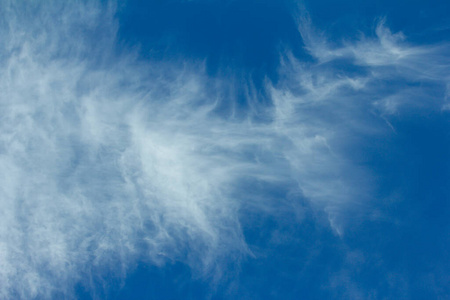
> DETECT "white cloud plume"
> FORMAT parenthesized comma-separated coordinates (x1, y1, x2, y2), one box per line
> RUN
(0, 1, 449, 299)
(298, 15, 450, 115)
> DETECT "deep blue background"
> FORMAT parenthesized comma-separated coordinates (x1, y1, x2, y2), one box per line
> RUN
(74, 0, 450, 298)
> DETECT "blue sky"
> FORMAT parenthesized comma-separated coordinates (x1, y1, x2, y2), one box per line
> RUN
(0, 0, 449, 299)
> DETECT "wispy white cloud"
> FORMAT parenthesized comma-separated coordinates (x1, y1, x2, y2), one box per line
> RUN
(298, 15, 450, 114)
(0, 1, 449, 299)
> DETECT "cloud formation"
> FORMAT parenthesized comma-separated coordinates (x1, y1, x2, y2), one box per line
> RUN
(0, 1, 449, 299)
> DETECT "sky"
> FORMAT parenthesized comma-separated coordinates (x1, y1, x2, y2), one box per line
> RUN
(0, 0, 449, 299)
